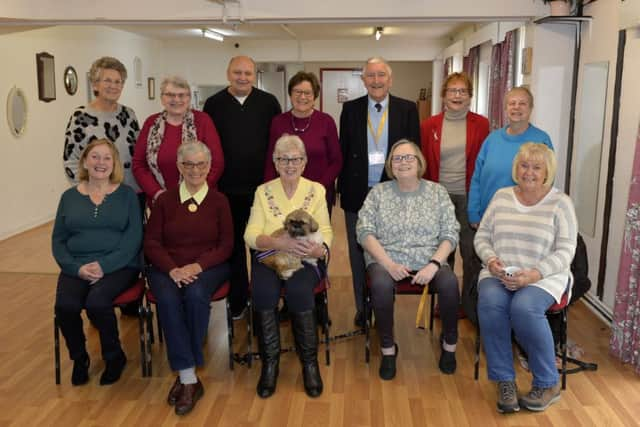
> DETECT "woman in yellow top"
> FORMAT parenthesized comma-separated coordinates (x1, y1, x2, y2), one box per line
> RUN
(245, 134, 333, 399)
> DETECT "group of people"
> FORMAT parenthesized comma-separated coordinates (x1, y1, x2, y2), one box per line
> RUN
(53, 53, 577, 416)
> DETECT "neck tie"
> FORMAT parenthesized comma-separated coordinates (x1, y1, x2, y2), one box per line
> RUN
(375, 103, 382, 113)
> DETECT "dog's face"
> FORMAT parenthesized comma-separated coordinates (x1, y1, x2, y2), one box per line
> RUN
(283, 209, 319, 238)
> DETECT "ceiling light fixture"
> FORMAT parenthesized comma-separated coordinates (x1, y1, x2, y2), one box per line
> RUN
(202, 28, 224, 42)
(375, 27, 383, 41)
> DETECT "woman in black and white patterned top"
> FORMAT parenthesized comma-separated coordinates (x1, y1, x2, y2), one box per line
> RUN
(63, 56, 140, 191)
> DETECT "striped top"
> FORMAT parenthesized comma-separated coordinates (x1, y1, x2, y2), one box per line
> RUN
(474, 187, 577, 302)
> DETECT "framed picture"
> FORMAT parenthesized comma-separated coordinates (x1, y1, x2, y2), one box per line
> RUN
(86, 72, 95, 103)
(36, 52, 56, 102)
(521, 47, 533, 75)
(147, 77, 155, 100)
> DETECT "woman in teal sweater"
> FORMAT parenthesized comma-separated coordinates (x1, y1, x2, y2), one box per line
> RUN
(52, 139, 142, 386)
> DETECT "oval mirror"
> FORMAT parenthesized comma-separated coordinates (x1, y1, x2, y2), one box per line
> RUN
(64, 66, 78, 95)
(7, 86, 27, 137)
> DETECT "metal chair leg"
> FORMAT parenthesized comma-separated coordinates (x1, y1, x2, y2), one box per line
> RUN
(226, 299, 234, 371)
(322, 290, 331, 366)
(246, 300, 253, 368)
(138, 305, 148, 377)
(474, 324, 481, 380)
(429, 291, 436, 333)
(54, 314, 61, 385)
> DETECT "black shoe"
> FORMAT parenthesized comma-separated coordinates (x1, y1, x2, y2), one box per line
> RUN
(291, 310, 323, 397)
(100, 351, 127, 385)
(439, 349, 457, 374)
(71, 353, 90, 386)
(354, 310, 365, 328)
(256, 309, 280, 398)
(379, 344, 398, 380)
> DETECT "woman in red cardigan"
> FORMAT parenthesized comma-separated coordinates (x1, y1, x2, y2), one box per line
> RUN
(420, 72, 489, 322)
(144, 141, 232, 416)
(133, 76, 224, 204)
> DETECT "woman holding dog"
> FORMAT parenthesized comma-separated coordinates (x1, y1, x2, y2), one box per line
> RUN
(144, 141, 232, 416)
(356, 139, 460, 380)
(244, 134, 333, 399)
(474, 143, 577, 413)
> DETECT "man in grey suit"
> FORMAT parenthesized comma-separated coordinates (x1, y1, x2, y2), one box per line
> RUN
(338, 57, 421, 328)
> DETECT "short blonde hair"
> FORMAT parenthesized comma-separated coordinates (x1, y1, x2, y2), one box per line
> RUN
(273, 134, 307, 161)
(385, 139, 426, 179)
(77, 139, 124, 184)
(504, 86, 534, 109)
(512, 142, 556, 188)
(160, 75, 191, 95)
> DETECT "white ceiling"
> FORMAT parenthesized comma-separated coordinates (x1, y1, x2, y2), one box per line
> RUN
(111, 21, 471, 42)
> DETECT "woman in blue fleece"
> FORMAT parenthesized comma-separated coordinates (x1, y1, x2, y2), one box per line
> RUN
(467, 86, 553, 226)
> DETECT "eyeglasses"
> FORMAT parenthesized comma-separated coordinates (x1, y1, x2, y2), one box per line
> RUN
(100, 79, 123, 86)
(364, 72, 388, 79)
(446, 88, 469, 96)
(163, 92, 190, 100)
(276, 157, 305, 166)
(181, 161, 209, 170)
(391, 154, 418, 163)
(292, 89, 314, 98)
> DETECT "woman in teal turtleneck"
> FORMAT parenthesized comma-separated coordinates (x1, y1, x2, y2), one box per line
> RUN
(52, 138, 142, 386)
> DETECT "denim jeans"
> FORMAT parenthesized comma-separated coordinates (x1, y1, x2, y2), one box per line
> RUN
(148, 264, 230, 371)
(477, 277, 559, 388)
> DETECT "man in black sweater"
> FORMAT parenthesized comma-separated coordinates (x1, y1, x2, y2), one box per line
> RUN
(204, 56, 282, 318)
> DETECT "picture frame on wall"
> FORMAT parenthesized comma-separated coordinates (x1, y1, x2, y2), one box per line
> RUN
(36, 52, 56, 102)
(521, 47, 533, 75)
(148, 77, 155, 100)
(86, 72, 95, 103)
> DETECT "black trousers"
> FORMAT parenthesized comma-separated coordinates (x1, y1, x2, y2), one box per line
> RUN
(367, 263, 460, 349)
(251, 254, 324, 312)
(224, 192, 254, 313)
(54, 267, 139, 361)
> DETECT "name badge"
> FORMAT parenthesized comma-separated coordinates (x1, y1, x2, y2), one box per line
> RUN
(368, 151, 385, 165)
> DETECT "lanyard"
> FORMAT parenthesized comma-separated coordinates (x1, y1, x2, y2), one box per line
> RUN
(367, 106, 388, 150)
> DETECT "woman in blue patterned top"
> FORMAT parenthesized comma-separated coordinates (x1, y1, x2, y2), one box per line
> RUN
(357, 139, 460, 380)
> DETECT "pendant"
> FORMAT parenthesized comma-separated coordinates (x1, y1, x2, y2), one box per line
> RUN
(188, 203, 198, 213)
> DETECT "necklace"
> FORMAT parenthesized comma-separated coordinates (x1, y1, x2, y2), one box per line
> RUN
(291, 113, 312, 133)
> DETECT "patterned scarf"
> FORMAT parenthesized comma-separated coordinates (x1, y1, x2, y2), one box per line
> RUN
(145, 109, 197, 188)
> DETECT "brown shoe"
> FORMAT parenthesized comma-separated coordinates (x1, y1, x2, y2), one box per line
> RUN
(167, 376, 183, 406)
(175, 380, 204, 416)
(518, 382, 561, 412)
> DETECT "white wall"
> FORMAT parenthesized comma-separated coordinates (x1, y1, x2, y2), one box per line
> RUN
(0, 25, 164, 239)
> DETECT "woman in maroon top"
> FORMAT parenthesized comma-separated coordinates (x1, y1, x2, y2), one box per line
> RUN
(144, 141, 232, 416)
(133, 76, 224, 203)
(264, 71, 342, 210)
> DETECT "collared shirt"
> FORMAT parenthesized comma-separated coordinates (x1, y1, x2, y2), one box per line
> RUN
(179, 181, 209, 205)
(367, 95, 389, 187)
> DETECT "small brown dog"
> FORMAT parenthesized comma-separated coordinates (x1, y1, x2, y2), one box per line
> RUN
(259, 209, 323, 279)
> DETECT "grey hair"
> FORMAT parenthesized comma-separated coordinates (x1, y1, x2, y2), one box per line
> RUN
(89, 56, 127, 84)
(273, 134, 307, 160)
(362, 56, 393, 76)
(160, 75, 191, 95)
(177, 141, 211, 163)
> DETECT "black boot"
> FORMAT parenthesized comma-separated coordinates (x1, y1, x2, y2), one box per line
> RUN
(255, 309, 280, 398)
(291, 310, 323, 398)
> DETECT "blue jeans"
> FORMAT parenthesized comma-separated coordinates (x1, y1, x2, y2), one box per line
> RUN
(477, 277, 559, 388)
(148, 264, 230, 371)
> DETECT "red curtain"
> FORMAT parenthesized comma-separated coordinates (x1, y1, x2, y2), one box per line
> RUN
(487, 30, 515, 130)
(610, 121, 640, 374)
(463, 45, 481, 100)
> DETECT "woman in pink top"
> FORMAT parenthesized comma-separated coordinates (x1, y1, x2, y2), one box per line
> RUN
(133, 76, 224, 203)
(264, 71, 342, 211)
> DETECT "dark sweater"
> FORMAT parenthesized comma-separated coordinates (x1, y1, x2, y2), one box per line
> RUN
(51, 184, 142, 276)
(203, 87, 281, 195)
(144, 187, 234, 273)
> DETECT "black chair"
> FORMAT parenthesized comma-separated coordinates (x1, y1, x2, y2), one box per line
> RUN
(54, 277, 146, 384)
(139, 280, 240, 376)
(363, 277, 436, 363)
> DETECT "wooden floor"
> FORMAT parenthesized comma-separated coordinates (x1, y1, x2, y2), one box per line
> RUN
(1, 208, 639, 426)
